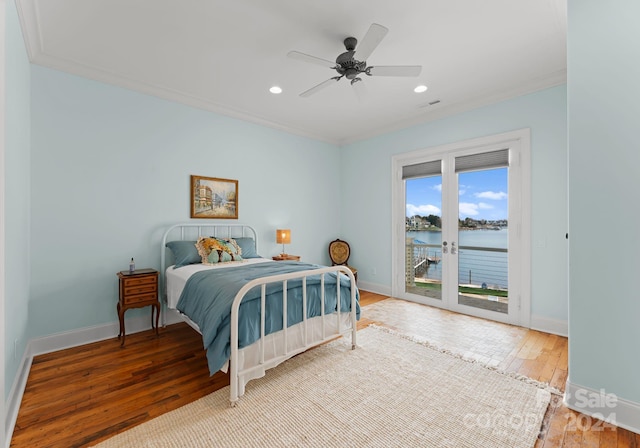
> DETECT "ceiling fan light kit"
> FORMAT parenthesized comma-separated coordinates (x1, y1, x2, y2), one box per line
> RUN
(288, 23, 422, 98)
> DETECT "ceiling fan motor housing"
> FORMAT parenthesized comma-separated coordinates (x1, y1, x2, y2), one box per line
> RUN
(336, 37, 367, 79)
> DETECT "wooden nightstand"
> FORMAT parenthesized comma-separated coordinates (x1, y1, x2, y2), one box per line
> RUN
(117, 268, 159, 347)
(272, 254, 301, 261)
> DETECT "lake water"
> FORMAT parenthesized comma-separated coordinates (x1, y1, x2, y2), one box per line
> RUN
(407, 229, 508, 289)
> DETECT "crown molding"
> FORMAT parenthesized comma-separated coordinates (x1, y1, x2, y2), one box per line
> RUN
(338, 69, 567, 146)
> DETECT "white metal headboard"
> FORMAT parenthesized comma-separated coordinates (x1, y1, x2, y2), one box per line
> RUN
(160, 222, 258, 305)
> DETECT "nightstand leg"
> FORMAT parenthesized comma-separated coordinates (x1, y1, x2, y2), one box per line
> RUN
(117, 303, 126, 347)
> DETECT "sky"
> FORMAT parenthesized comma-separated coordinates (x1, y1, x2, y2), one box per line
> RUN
(406, 167, 508, 221)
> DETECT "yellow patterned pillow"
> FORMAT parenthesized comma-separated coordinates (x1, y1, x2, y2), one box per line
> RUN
(195, 237, 227, 263)
(222, 238, 242, 257)
(196, 236, 244, 265)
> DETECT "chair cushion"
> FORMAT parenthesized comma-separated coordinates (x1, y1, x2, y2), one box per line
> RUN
(329, 239, 351, 265)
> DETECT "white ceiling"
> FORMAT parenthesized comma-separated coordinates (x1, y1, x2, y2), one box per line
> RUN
(16, 0, 567, 145)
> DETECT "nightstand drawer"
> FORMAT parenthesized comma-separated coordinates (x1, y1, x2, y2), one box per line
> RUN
(122, 275, 157, 287)
(123, 292, 157, 305)
(123, 283, 157, 296)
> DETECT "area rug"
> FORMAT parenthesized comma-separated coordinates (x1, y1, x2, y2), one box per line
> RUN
(361, 298, 530, 363)
(93, 326, 551, 448)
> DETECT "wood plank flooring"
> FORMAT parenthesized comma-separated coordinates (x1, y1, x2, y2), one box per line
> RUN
(10, 291, 639, 447)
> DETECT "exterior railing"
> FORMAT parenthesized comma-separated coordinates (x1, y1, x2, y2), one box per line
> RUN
(406, 239, 508, 291)
(457, 246, 508, 289)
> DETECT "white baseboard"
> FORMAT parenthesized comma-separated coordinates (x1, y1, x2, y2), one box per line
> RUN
(530, 314, 568, 337)
(29, 313, 167, 356)
(357, 280, 391, 297)
(564, 380, 640, 435)
(5, 351, 32, 448)
(164, 308, 185, 325)
(5, 311, 186, 447)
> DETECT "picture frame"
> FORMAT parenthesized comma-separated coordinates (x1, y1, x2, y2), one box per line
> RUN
(190, 175, 238, 219)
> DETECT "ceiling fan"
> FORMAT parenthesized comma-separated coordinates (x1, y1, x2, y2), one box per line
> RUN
(288, 23, 422, 98)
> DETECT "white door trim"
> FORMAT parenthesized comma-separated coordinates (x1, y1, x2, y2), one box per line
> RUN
(391, 129, 531, 327)
(1, 0, 8, 445)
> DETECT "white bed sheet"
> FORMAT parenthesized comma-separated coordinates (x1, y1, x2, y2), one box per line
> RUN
(165, 257, 272, 309)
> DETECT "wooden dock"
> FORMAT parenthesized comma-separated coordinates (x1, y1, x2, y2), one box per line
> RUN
(414, 253, 440, 275)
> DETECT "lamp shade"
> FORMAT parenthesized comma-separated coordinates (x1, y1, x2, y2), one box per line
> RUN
(276, 229, 291, 244)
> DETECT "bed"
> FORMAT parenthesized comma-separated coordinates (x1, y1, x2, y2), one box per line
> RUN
(161, 223, 360, 406)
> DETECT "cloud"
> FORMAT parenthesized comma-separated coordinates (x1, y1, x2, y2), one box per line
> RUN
(406, 203, 441, 217)
(478, 202, 493, 209)
(459, 202, 479, 216)
(430, 183, 466, 195)
(475, 191, 507, 200)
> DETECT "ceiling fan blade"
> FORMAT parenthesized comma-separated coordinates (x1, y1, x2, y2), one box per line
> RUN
(299, 77, 341, 98)
(355, 23, 388, 61)
(368, 65, 422, 77)
(287, 51, 336, 68)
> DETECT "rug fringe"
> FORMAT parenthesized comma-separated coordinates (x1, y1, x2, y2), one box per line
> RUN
(366, 324, 564, 396)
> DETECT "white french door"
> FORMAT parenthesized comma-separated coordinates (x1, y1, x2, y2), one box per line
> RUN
(391, 130, 531, 327)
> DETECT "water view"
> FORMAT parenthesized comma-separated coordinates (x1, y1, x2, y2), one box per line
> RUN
(404, 155, 510, 314)
(407, 229, 508, 289)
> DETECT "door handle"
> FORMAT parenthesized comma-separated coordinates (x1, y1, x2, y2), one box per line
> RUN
(442, 241, 448, 254)
(451, 242, 457, 255)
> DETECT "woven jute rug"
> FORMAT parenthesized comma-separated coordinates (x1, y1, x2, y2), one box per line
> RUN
(94, 326, 551, 448)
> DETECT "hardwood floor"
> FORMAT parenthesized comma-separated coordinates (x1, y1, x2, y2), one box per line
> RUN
(10, 291, 639, 447)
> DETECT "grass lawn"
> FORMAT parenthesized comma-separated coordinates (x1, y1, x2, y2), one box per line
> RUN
(414, 281, 508, 298)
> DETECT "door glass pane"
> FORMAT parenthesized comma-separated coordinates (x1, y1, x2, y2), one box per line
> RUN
(405, 175, 443, 300)
(457, 167, 508, 313)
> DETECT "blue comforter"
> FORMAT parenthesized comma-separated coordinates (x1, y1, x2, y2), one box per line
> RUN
(176, 261, 360, 374)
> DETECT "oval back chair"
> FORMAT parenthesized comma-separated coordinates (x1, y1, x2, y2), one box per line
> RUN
(328, 239, 358, 283)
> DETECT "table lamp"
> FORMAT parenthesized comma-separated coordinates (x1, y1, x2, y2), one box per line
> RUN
(276, 229, 291, 256)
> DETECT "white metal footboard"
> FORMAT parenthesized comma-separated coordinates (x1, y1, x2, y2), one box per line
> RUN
(229, 265, 358, 406)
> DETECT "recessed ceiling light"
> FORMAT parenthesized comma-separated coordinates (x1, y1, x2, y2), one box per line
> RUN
(414, 85, 428, 93)
(269, 86, 283, 94)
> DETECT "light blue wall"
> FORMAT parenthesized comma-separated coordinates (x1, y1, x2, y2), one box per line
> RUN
(4, 0, 31, 400)
(341, 85, 568, 322)
(28, 65, 342, 339)
(568, 1, 640, 403)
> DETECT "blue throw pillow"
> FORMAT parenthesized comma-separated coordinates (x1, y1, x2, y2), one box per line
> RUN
(214, 238, 243, 262)
(208, 249, 235, 264)
(233, 237, 260, 258)
(166, 240, 201, 268)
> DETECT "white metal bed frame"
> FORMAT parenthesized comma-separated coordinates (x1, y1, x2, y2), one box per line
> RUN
(161, 222, 358, 406)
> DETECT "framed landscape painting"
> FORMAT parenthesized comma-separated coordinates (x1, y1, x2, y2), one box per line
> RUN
(190, 175, 238, 219)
